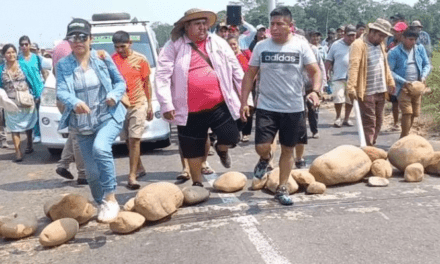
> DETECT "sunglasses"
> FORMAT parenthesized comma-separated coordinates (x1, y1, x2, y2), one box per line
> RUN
(66, 34, 89, 43)
(20, 43, 29, 47)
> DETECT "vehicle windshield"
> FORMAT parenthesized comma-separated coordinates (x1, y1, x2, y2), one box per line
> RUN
(91, 32, 156, 67)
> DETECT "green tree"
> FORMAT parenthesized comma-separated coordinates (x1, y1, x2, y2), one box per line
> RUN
(151, 22, 173, 47)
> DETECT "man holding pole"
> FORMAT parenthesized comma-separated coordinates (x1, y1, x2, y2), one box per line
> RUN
(241, 7, 321, 205)
(347, 18, 395, 146)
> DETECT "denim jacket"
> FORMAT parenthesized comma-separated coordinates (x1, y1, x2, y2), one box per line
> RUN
(387, 43, 431, 96)
(56, 49, 127, 130)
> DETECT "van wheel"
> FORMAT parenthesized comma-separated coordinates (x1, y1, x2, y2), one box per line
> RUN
(48, 148, 62, 156)
(92, 13, 131, 21)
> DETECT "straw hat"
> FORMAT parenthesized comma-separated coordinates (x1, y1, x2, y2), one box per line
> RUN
(368, 18, 393, 36)
(171, 8, 217, 41)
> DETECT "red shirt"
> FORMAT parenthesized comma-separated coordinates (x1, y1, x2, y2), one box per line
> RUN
(112, 51, 150, 106)
(187, 39, 224, 113)
(236, 50, 252, 72)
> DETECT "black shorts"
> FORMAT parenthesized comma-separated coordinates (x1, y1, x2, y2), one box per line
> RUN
(178, 103, 240, 158)
(255, 109, 307, 147)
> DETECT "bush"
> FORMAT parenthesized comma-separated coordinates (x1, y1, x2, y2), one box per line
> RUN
(422, 51, 440, 128)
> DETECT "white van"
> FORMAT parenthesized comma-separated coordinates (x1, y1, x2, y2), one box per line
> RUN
(39, 13, 170, 155)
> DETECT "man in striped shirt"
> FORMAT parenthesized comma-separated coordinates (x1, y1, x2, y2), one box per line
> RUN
(347, 18, 396, 146)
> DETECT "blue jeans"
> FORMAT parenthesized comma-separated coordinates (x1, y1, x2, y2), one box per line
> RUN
(76, 118, 123, 204)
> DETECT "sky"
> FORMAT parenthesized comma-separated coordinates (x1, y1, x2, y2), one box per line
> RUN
(1, 0, 419, 49)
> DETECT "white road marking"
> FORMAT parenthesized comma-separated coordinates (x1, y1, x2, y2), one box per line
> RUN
(234, 215, 292, 264)
(379, 212, 390, 220)
(204, 174, 290, 263)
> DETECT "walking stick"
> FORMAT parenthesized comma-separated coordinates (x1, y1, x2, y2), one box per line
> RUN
(353, 99, 367, 148)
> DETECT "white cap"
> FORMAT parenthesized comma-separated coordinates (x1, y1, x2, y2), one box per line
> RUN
(256, 24, 266, 31)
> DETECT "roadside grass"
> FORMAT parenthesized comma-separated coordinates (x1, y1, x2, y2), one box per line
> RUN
(422, 51, 440, 134)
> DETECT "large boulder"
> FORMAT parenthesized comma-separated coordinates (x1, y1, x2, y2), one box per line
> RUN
(404, 163, 424, 182)
(291, 169, 315, 186)
(43, 194, 67, 218)
(39, 218, 79, 247)
(213, 172, 247, 193)
(1, 214, 38, 239)
(251, 173, 268, 190)
(371, 159, 393, 178)
(306, 182, 326, 194)
(134, 182, 184, 221)
(0, 214, 17, 237)
(123, 198, 136, 212)
(309, 145, 372, 186)
(422, 152, 440, 175)
(48, 194, 96, 224)
(265, 168, 299, 194)
(362, 146, 388, 162)
(182, 186, 210, 205)
(388, 135, 434, 172)
(109, 212, 145, 234)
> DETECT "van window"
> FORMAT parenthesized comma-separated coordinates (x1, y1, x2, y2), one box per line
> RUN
(91, 33, 156, 67)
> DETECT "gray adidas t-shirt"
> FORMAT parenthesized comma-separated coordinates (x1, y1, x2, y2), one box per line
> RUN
(326, 38, 351, 81)
(250, 36, 317, 113)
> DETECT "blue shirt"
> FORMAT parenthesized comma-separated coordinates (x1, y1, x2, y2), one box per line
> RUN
(18, 53, 44, 98)
(387, 43, 431, 96)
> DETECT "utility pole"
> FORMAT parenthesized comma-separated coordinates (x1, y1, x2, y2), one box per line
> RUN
(268, 0, 276, 22)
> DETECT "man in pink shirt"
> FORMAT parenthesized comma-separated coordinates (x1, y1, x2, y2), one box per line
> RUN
(156, 8, 243, 187)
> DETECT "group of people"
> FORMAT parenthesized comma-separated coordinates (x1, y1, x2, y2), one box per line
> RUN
(0, 7, 433, 222)
(0, 36, 48, 161)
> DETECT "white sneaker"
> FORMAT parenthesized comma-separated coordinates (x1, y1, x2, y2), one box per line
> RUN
(97, 200, 120, 223)
(33, 136, 41, 143)
(334, 118, 342, 128)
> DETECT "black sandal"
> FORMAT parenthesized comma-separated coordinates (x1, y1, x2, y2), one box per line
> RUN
(25, 148, 34, 154)
(127, 181, 141, 190)
(192, 182, 204, 187)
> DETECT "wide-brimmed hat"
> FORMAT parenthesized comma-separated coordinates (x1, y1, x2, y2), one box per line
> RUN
(368, 18, 393, 36)
(171, 8, 217, 41)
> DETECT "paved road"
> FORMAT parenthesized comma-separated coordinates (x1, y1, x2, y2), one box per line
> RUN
(1, 106, 440, 264)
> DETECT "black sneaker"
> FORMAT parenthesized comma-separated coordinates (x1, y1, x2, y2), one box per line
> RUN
(295, 159, 306, 169)
(77, 178, 88, 185)
(275, 185, 293, 206)
(215, 143, 231, 168)
(56, 167, 74, 180)
(254, 156, 272, 179)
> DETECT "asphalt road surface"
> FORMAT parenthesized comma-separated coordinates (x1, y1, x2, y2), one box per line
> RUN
(1, 106, 440, 264)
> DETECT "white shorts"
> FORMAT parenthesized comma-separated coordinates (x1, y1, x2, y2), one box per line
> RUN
(332, 80, 352, 105)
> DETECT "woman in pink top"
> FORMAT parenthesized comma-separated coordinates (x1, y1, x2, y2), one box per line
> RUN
(227, 36, 254, 142)
(156, 9, 244, 187)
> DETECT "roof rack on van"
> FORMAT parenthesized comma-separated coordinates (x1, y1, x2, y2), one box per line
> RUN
(90, 20, 150, 27)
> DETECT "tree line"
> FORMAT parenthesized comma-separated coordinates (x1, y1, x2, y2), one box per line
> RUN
(152, 0, 440, 47)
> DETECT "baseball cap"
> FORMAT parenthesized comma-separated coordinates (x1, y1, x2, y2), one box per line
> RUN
(356, 22, 366, 30)
(66, 18, 91, 37)
(309, 29, 322, 36)
(393, 22, 408, 32)
(256, 24, 266, 31)
(390, 13, 405, 20)
(217, 22, 228, 30)
(30, 43, 39, 51)
(228, 25, 239, 32)
(411, 20, 423, 28)
(344, 25, 356, 35)
(337, 26, 345, 31)
(328, 28, 336, 34)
